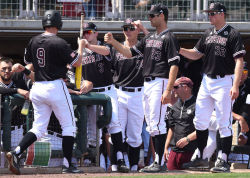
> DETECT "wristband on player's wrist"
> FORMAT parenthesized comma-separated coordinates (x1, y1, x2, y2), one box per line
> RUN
(186, 136, 190, 143)
(23, 68, 31, 76)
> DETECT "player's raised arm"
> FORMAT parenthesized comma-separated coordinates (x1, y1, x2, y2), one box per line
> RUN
(104, 32, 132, 58)
(179, 48, 203, 60)
(73, 37, 85, 67)
(84, 39, 110, 56)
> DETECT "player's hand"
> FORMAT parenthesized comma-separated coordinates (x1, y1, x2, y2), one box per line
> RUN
(163, 148, 169, 162)
(176, 137, 189, 148)
(80, 80, 93, 94)
(104, 32, 114, 45)
(161, 89, 171, 104)
(230, 85, 239, 100)
(17, 89, 29, 100)
(78, 37, 86, 49)
(239, 117, 249, 133)
(12, 63, 25, 73)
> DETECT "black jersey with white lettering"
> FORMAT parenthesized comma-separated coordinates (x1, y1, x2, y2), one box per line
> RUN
(130, 29, 180, 78)
(111, 42, 144, 87)
(81, 41, 113, 88)
(0, 72, 31, 95)
(24, 33, 79, 81)
(195, 24, 246, 75)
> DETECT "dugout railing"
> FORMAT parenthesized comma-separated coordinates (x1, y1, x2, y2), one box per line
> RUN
(1, 0, 250, 22)
(0, 92, 112, 168)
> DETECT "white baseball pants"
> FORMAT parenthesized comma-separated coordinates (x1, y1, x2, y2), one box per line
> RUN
(194, 74, 234, 138)
(143, 77, 168, 136)
(116, 87, 144, 147)
(29, 79, 76, 139)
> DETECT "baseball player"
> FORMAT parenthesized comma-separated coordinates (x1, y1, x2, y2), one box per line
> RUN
(110, 18, 148, 172)
(105, 4, 180, 172)
(6, 10, 85, 174)
(79, 22, 129, 173)
(179, 2, 245, 173)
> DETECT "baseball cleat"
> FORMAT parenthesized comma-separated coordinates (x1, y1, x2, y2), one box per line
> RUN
(139, 162, 167, 173)
(6, 151, 21, 175)
(210, 158, 230, 173)
(117, 159, 129, 173)
(181, 156, 209, 170)
(62, 165, 83, 174)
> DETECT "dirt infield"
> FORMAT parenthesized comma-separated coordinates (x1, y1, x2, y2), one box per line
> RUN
(1, 167, 250, 178)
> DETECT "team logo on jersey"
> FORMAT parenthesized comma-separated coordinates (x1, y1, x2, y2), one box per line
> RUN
(146, 39, 163, 49)
(224, 31, 228, 36)
(209, 3, 215, 9)
(187, 109, 192, 115)
(206, 36, 227, 46)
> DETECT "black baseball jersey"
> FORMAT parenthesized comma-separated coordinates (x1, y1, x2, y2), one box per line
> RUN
(195, 24, 246, 75)
(0, 72, 31, 95)
(81, 41, 113, 88)
(24, 33, 79, 81)
(130, 29, 180, 78)
(111, 42, 144, 87)
(167, 96, 197, 152)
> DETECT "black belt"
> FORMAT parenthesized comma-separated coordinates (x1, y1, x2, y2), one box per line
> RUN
(207, 74, 225, 79)
(92, 86, 111, 92)
(11, 125, 22, 131)
(115, 85, 142, 92)
(144, 76, 156, 82)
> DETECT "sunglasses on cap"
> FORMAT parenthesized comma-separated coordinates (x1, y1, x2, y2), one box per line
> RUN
(123, 26, 135, 32)
(173, 84, 186, 89)
(208, 12, 221, 16)
(83, 30, 95, 35)
(243, 69, 248, 74)
(148, 13, 161, 19)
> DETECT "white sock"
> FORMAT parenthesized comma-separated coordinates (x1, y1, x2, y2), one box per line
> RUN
(138, 149, 145, 166)
(221, 153, 227, 162)
(100, 153, 106, 170)
(117, 151, 123, 160)
(154, 153, 159, 165)
(63, 157, 69, 167)
(217, 150, 223, 159)
(111, 164, 117, 172)
(131, 164, 138, 171)
(14, 146, 21, 155)
(123, 153, 130, 168)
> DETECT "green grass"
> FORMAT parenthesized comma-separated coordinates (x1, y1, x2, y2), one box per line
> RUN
(94, 173, 250, 178)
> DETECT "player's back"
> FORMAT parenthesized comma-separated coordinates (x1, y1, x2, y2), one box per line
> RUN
(25, 33, 72, 81)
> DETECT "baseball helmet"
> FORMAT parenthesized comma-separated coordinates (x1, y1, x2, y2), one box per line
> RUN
(42, 10, 63, 30)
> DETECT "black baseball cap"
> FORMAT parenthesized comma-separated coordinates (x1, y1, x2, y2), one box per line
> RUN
(121, 18, 135, 27)
(203, 2, 226, 13)
(83, 22, 97, 31)
(148, 4, 168, 16)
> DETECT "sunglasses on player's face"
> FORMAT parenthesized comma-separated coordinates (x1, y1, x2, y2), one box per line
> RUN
(208, 12, 221, 16)
(123, 26, 135, 32)
(148, 13, 161, 19)
(83, 30, 95, 35)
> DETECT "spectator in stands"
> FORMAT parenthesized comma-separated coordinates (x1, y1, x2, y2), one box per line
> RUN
(232, 62, 250, 146)
(83, 0, 97, 19)
(164, 77, 197, 170)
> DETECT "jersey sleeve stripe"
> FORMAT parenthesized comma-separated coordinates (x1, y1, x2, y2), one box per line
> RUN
(69, 53, 80, 66)
(193, 47, 203, 54)
(233, 50, 246, 58)
(168, 56, 180, 63)
(24, 58, 32, 65)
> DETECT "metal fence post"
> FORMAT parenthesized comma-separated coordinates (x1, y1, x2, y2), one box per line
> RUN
(2, 96, 11, 151)
(96, 105, 100, 167)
